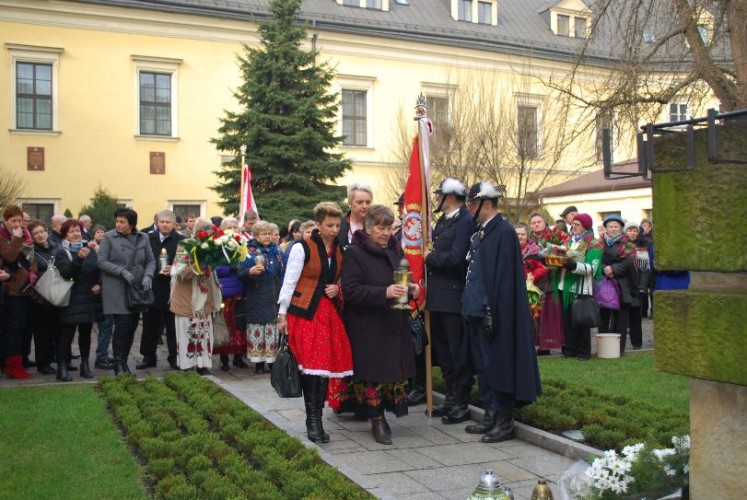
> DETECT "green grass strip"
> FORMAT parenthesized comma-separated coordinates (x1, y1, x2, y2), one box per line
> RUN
(0, 384, 148, 499)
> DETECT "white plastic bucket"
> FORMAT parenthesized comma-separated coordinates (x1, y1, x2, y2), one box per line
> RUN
(595, 334, 621, 359)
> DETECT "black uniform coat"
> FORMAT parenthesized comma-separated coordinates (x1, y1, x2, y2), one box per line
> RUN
(148, 230, 185, 309)
(425, 204, 475, 314)
(479, 215, 541, 406)
(55, 244, 102, 325)
(341, 230, 415, 383)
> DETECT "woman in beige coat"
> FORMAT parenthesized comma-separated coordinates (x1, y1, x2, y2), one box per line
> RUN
(169, 220, 222, 375)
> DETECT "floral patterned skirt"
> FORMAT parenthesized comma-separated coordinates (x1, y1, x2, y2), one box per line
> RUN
(246, 322, 279, 363)
(338, 378, 410, 418)
(175, 315, 213, 369)
(213, 296, 246, 356)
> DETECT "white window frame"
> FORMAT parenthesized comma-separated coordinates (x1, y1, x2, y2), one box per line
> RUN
(132, 55, 182, 140)
(452, 0, 498, 25)
(169, 201, 206, 218)
(337, 0, 389, 10)
(515, 93, 544, 160)
(338, 75, 375, 149)
(422, 83, 455, 152)
(668, 101, 690, 122)
(550, 9, 590, 38)
(6, 44, 63, 134)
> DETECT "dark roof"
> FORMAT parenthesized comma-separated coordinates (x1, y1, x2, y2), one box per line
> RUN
(537, 159, 650, 198)
(71, 0, 620, 66)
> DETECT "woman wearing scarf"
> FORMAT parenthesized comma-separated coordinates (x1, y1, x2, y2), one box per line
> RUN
(558, 213, 603, 360)
(27, 220, 61, 375)
(55, 219, 102, 381)
(0, 205, 37, 379)
(624, 222, 651, 350)
(598, 215, 637, 354)
(240, 220, 284, 374)
(169, 219, 222, 375)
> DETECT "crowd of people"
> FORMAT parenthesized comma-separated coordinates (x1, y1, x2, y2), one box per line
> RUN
(0, 179, 670, 447)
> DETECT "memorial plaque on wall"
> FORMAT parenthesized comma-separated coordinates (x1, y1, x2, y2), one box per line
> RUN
(150, 152, 165, 174)
(27, 147, 44, 171)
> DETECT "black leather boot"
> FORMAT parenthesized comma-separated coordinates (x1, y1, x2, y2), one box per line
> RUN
(112, 333, 128, 376)
(442, 383, 472, 424)
(480, 410, 515, 443)
(219, 355, 230, 371)
(79, 357, 93, 379)
(430, 382, 456, 417)
(301, 375, 323, 443)
(314, 377, 330, 443)
(56, 359, 72, 382)
(407, 386, 427, 406)
(371, 416, 392, 445)
(465, 407, 498, 434)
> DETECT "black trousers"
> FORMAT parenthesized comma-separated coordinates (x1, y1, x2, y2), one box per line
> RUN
(140, 307, 177, 362)
(59, 323, 93, 362)
(430, 311, 473, 398)
(2, 296, 30, 357)
(29, 301, 61, 367)
(628, 306, 643, 348)
(112, 313, 139, 362)
(600, 304, 631, 353)
(561, 291, 591, 359)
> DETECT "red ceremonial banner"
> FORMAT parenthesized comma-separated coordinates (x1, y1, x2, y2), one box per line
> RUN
(402, 131, 429, 312)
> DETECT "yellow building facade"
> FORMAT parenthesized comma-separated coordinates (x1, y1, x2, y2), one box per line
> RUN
(1, 0, 657, 224)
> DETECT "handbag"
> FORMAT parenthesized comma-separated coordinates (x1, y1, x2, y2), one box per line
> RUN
(571, 294, 601, 328)
(124, 233, 154, 312)
(595, 277, 621, 310)
(212, 309, 231, 348)
(270, 334, 302, 398)
(125, 284, 154, 312)
(34, 256, 73, 307)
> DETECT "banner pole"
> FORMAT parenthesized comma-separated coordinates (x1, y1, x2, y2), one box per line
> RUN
(239, 144, 247, 218)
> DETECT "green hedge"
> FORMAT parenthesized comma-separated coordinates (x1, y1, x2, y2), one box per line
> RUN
(99, 373, 372, 500)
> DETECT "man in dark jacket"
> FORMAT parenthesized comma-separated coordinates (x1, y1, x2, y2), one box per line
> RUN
(137, 209, 184, 370)
(424, 178, 476, 423)
(460, 181, 541, 443)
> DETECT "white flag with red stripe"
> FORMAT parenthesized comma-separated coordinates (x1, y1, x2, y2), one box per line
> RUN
(241, 163, 258, 219)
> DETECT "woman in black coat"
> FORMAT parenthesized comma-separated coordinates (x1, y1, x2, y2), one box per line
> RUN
(28, 220, 61, 375)
(599, 215, 637, 354)
(55, 219, 102, 381)
(341, 205, 420, 445)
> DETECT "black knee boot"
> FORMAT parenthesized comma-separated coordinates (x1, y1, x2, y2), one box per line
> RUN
(315, 376, 330, 442)
(112, 332, 129, 376)
(301, 375, 329, 443)
(56, 328, 73, 382)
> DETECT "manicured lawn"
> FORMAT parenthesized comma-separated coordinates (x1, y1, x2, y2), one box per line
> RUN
(0, 384, 148, 499)
(537, 351, 689, 412)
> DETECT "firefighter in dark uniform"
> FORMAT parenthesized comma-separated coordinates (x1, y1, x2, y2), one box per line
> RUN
(424, 178, 476, 423)
(461, 182, 541, 442)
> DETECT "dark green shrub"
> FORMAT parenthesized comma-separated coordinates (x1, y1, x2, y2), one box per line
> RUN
(148, 458, 176, 481)
(156, 474, 197, 499)
(185, 454, 213, 476)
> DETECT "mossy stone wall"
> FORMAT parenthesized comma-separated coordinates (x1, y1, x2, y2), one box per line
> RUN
(653, 124, 747, 272)
(654, 290, 747, 385)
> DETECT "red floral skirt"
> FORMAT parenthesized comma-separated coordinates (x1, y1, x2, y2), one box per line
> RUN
(287, 296, 353, 409)
(213, 296, 247, 355)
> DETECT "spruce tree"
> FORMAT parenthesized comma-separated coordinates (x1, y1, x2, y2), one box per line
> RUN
(211, 0, 351, 225)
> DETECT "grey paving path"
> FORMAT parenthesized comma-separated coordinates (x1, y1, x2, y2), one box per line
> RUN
(4, 318, 654, 499)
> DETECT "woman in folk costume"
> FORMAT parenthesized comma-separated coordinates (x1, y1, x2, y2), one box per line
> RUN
(558, 213, 603, 360)
(169, 219, 222, 375)
(277, 202, 353, 444)
(241, 220, 285, 374)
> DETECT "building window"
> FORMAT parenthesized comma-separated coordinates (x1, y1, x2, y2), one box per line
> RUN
(595, 112, 614, 162)
(22, 203, 54, 223)
(172, 203, 203, 220)
(557, 14, 570, 36)
(342, 89, 368, 147)
(366, 0, 382, 8)
(426, 95, 451, 151)
(343, 0, 357, 5)
(574, 17, 587, 38)
(132, 55, 181, 139)
(669, 102, 689, 122)
(139, 72, 172, 136)
(517, 105, 539, 160)
(7, 44, 63, 132)
(16, 62, 53, 130)
(458, 0, 472, 21)
(477, 2, 491, 24)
